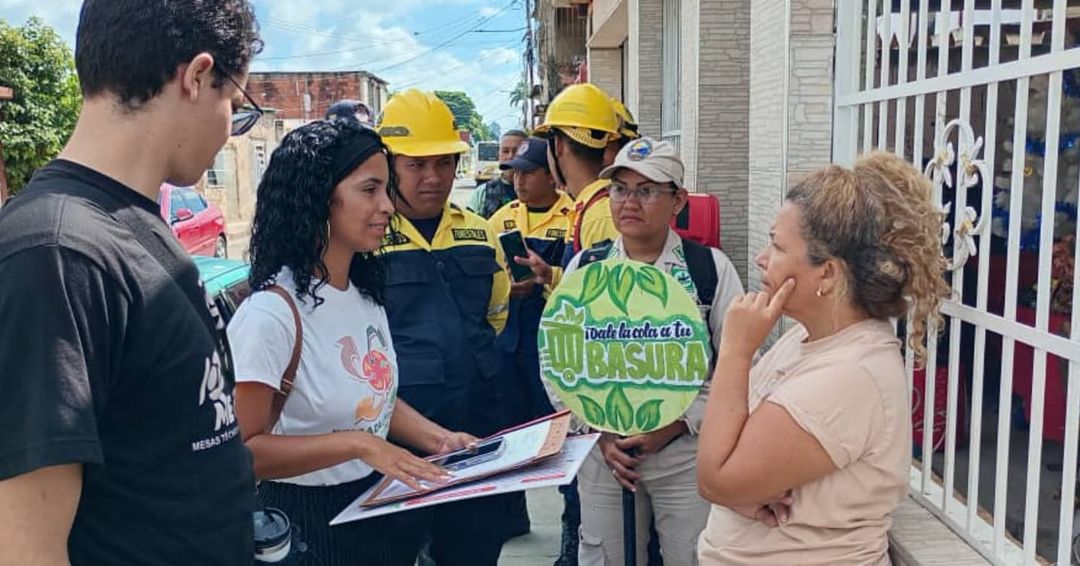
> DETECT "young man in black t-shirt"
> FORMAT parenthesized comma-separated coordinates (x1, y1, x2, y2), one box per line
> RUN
(0, 1, 262, 564)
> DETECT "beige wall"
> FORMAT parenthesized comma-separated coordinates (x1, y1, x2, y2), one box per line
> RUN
(746, 0, 834, 292)
(627, 0, 663, 138)
(589, 47, 624, 101)
(681, 0, 751, 281)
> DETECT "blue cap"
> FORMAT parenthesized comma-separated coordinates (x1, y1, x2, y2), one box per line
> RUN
(500, 137, 549, 172)
(326, 99, 372, 124)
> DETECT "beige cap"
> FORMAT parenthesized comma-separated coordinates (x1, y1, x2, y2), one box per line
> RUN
(599, 137, 684, 186)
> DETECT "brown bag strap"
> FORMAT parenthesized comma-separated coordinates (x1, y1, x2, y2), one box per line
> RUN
(265, 285, 302, 431)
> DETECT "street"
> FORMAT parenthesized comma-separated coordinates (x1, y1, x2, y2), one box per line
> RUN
(451, 176, 477, 210)
(500, 488, 563, 565)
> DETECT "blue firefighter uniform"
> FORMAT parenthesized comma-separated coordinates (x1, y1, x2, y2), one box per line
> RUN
(488, 192, 573, 423)
(380, 202, 511, 438)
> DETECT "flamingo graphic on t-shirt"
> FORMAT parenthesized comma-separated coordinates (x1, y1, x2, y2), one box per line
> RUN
(337, 327, 396, 425)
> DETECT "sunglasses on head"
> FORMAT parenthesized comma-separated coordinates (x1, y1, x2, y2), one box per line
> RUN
(226, 75, 263, 136)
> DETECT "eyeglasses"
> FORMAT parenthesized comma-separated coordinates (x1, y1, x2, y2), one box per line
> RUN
(226, 75, 264, 137)
(608, 182, 678, 204)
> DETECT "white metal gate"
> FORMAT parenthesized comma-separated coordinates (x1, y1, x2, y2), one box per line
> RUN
(833, 1, 1080, 564)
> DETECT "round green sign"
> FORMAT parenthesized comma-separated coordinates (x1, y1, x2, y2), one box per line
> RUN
(538, 259, 711, 436)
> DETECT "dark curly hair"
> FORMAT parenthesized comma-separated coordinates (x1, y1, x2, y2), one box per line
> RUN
(248, 119, 396, 308)
(76, 0, 263, 110)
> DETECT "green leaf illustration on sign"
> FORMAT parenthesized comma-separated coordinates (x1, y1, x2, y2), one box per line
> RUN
(540, 259, 710, 436)
(579, 395, 606, 427)
(605, 386, 634, 432)
(579, 263, 608, 304)
(635, 266, 669, 307)
(635, 399, 663, 431)
(607, 264, 635, 315)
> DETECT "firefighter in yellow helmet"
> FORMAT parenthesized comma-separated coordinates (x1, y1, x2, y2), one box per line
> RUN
(503, 83, 619, 566)
(532, 83, 622, 265)
(376, 89, 513, 565)
(606, 97, 641, 166)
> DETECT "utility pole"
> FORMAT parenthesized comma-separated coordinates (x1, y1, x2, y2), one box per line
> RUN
(524, 0, 535, 128)
(0, 86, 13, 207)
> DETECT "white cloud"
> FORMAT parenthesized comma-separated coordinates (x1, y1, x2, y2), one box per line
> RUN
(477, 46, 518, 65)
(251, 3, 526, 130)
(0, 0, 526, 131)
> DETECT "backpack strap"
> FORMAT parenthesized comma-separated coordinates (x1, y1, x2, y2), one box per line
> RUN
(681, 238, 718, 307)
(265, 285, 302, 431)
(571, 186, 610, 254)
(577, 241, 615, 268)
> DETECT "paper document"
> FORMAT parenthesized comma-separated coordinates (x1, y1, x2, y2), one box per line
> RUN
(331, 434, 599, 525)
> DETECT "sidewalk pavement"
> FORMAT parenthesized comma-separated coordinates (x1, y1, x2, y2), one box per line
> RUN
(500, 487, 563, 566)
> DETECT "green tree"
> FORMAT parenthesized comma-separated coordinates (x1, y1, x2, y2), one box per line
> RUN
(434, 90, 493, 142)
(508, 79, 528, 108)
(0, 17, 81, 196)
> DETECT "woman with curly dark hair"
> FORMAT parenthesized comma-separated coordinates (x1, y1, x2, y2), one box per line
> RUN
(228, 119, 477, 565)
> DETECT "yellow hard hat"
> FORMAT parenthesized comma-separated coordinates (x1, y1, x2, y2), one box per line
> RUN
(610, 98, 640, 140)
(534, 83, 620, 149)
(376, 89, 471, 157)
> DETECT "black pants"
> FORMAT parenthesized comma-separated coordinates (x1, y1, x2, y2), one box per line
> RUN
(413, 493, 513, 566)
(258, 476, 428, 566)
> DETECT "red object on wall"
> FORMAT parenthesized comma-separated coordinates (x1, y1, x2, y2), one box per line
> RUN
(671, 193, 722, 249)
(912, 364, 968, 454)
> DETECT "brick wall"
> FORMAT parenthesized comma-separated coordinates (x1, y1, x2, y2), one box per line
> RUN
(747, 0, 834, 292)
(589, 47, 625, 102)
(684, 0, 751, 281)
(247, 72, 387, 121)
(628, 0, 663, 138)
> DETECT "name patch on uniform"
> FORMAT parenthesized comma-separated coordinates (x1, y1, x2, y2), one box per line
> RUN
(504, 220, 517, 230)
(383, 231, 410, 246)
(451, 228, 488, 242)
(546, 228, 567, 239)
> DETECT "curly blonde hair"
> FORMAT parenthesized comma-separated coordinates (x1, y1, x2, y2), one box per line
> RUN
(786, 152, 950, 366)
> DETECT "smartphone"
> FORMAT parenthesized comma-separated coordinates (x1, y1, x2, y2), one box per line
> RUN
(498, 230, 534, 283)
(433, 437, 505, 472)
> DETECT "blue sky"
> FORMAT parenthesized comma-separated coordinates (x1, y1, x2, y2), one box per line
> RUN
(0, 0, 529, 132)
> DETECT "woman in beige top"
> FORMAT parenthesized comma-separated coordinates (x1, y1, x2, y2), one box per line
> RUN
(696, 152, 949, 565)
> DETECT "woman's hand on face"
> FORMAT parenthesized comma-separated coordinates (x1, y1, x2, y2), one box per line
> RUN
(435, 431, 479, 454)
(353, 432, 451, 491)
(597, 433, 642, 491)
(719, 279, 796, 359)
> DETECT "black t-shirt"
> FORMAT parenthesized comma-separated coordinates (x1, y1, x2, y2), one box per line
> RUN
(0, 160, 254, 565)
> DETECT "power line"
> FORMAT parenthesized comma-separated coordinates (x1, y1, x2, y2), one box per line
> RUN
(257, 33, 517, 62)
(363, 1, 518, 74)
(255, 9, 495, 61)
(389, 40, 523, 89)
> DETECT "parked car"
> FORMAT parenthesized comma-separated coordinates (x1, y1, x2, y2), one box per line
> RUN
(159, 184, 227, 257)
(193, 255, 250, 322)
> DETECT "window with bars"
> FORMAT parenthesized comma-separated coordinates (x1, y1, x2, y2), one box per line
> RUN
(661, 0, 681, 151)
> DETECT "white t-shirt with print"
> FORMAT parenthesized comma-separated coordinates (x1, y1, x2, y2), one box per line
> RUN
(228, 267, 398, 486)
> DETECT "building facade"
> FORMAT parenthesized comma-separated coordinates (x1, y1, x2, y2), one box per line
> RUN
(195, 108, 281, 258)
(247, 70, 389, 128)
